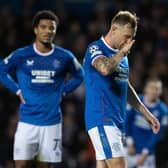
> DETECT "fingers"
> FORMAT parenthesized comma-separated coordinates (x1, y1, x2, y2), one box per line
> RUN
(128, 39, 135, 49)
(146, 113, 160, 134)
(20, 95, 26, 104)
(126, 40, 135, 54)
(121, 39, 135, 54)
(129, 39, 135, 45)
(21, 96, 26, 104)
(18, 92, 26, 104)
(152, 119, 160, 134)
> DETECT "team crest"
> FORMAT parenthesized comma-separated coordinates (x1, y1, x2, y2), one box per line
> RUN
(53, 59, 61, 68)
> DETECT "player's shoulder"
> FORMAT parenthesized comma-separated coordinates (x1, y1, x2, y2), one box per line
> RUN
(84, 39, 103, 60)
(87, 39, 102, 51)
(9, 44, 33, 58)
(54, 45, 75, 59)
(16, 43, 34, 52)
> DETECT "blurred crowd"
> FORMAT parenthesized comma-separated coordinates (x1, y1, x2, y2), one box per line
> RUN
(0, 0, 168, 168)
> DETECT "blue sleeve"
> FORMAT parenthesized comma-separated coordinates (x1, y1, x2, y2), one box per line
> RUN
(88, 43, 104, 65)
(0, 51, 20, 94)
(62, 53, 84, 95)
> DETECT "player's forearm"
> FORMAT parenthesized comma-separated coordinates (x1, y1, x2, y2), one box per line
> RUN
(127, 81, 147, 112)
(127, 81, 142, 109)
(127, 82, 153, 118)
(0, 62, 19, 94)
(0, 71, 19, 94)
(0, 73, 20, 94)
(93, 50, 126, 75)
(108, 50, 126, 72)
(63, 68, 83, 95)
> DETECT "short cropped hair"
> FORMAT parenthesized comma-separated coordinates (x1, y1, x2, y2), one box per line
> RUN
(112, 10, 138, 31)
(32, 10, 59, 28)
(145, 77, 162, 85)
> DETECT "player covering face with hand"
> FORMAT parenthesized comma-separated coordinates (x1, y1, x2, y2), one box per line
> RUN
(83, 10, 160, 168)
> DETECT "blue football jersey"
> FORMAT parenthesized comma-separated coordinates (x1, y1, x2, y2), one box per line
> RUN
(0, 43, 83, 125)
(84, 37, 129, 131)
(126, 95, 168, 154)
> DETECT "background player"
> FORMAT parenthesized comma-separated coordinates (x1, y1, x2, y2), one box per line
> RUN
(0, 10, 83, 168)
(83, 10, 160, 168)
(126, 78, 168, 168)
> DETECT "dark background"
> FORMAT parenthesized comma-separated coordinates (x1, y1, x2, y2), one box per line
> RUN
(0, 0, 168, 168)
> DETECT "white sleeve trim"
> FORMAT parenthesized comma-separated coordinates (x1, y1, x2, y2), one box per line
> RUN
(91, 51, 103, 58)
(91, 55, 107, 65)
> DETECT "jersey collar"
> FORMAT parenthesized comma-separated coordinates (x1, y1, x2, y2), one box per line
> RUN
(101, 36, 119, 52)
(33, 43, 55, 56)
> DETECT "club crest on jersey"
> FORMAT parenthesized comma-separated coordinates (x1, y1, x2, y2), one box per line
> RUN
(53, 59, 61, 68)
(89, 45, 99, 54)
(26, 60, 34, 66)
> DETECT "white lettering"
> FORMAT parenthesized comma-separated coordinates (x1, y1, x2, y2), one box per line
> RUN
(31, 70, 55, 83)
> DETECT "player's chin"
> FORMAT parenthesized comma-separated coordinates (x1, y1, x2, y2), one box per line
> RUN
(42, 39, 53, 44)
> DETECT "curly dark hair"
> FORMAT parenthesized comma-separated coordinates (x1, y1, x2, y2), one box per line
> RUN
(32, 10, 59, 28)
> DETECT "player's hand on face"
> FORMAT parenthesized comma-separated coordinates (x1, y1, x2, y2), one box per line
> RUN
(18, 91, 26, 104)
(121, 39, 135, 55)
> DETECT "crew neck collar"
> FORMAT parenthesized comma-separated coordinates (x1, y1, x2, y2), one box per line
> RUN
(33, 43, 55, 56)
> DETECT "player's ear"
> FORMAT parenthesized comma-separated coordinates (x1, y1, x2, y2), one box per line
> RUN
(111, 24, 117, 31)
(34, 27, 37, 35)
(111, 24, 118, 34)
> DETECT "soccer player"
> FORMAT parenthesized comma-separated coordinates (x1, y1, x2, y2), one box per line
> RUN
(0, 10, 83, 168)
(83, 10, 160, 168)
(126, 78, 168, 168)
